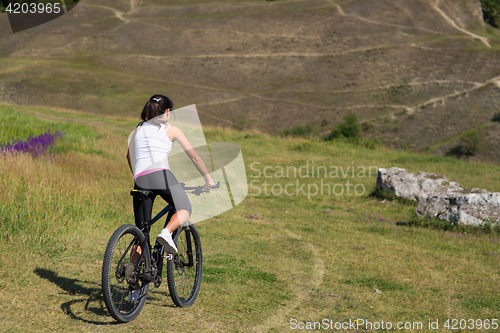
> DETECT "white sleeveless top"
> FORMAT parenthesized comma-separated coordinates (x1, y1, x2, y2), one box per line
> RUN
(134, 122, 173, 178)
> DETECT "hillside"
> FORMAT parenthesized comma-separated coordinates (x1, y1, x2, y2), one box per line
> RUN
(0, 0, 500, 163)
(1, 104, 499, 331)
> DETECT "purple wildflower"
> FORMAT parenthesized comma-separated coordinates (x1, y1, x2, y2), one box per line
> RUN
(0, 129, 65, 158)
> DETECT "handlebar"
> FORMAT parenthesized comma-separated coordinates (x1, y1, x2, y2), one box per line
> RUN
(180, 181, 221, 196)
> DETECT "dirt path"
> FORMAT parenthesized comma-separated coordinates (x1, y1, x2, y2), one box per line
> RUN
(131, 45, 395, 59)
(431, 0, 490, 47)
(87, 4, 130, 24)
(253, 229, 325, 333)
(327, 0, 446, 36)
(328, 0, 490, 47)
(414, 74, 500, 109)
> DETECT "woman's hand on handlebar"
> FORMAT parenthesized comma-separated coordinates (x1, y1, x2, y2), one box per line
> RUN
(203, 180, 216, 192)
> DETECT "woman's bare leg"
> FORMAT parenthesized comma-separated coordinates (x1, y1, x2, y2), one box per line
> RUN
(164, 209, 190, 233)
(131, 244, 142, 265)
(129, 244, 142, 291)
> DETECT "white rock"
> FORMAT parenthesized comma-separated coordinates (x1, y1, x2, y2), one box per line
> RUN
(377, 168, 500, 226)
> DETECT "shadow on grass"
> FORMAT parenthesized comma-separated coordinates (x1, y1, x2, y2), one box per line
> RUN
(34, 268, 119, 326)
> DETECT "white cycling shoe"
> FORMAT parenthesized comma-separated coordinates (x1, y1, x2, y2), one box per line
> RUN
(156, 229, 178, 255)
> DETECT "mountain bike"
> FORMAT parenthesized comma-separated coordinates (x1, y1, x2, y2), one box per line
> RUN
(101, 181, 219, 323)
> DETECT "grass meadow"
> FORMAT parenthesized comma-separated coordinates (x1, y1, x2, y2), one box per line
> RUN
(0, 103, 499, 332)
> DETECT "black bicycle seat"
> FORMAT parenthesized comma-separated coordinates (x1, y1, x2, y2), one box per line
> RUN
(130, 189, 153, 200)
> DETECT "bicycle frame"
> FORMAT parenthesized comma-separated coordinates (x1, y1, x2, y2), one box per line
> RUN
(126, 182, 218, 301)
(149, 204, 174, 228)
(124, 189, 176, 298)
(103, 183, 213, 322)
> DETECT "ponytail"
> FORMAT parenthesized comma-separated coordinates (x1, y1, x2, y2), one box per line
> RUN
(140, 95, 174, 122)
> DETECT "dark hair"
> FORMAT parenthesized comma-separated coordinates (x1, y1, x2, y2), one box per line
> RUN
(140, 95, 174, 122)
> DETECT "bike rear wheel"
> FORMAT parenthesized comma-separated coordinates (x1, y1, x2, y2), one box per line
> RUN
(102, 224, 150, 323)
(167, 223, 202, 307)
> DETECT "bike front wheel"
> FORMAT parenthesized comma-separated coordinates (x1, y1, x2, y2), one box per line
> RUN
(102, 224, 150, 323)
(167, 223, 203, 307)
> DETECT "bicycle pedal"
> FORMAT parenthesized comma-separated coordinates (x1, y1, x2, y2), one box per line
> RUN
(128, 289, 141, 303)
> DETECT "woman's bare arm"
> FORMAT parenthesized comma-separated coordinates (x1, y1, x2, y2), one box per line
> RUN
(126, 126, 138, 176)
(126, 149, 133, 175)
(169, 126, 215, 189)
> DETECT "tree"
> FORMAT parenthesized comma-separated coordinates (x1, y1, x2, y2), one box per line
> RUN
(481, 0, 500, 28)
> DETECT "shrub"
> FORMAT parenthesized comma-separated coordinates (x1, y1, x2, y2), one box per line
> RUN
(281, 123, 314, 138)
(338, 113, 361, 138)
(230, 117, 246, 131)
(323, 113, 361, 141)
(360, 137, 382, 149)
(480, 0, 500, 28)
(447, 129, 482, 157)
(322, 129, 341, 141)
(288, 141, 311, 152)
(460, 130, 481, 155)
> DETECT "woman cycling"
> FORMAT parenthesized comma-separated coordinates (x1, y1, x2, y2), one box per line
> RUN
(126, 94, 215, 255)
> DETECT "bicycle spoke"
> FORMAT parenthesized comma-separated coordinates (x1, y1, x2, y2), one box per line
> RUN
(167, 225, 202, 307)
(102, 224, 150, 322)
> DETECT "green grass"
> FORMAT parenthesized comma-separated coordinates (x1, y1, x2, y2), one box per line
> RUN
(0, 105, 56, 142)
(0, 104, 499, 332)
(0, 104, 102, 155)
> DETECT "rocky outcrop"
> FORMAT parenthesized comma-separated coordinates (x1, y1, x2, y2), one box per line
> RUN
(377, 167, 500, 226)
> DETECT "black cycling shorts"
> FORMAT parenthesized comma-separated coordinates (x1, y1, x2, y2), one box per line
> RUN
(133, 169, 192, 229)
